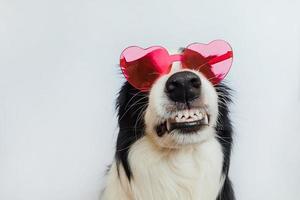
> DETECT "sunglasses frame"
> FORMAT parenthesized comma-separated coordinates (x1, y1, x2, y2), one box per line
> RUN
(120, 40, 233, 92)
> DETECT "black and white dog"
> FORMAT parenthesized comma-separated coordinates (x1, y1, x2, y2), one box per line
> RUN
(101, 60, 235, 199)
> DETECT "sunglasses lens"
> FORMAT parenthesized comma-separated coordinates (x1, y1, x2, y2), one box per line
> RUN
(183, 40, 233, 85)
(120, 47, 171, 91)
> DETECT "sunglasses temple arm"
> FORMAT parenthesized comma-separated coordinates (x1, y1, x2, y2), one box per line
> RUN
(208, 51, 233, 65)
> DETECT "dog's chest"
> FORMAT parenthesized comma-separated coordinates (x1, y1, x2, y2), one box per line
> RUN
(128, 137, 224, 200)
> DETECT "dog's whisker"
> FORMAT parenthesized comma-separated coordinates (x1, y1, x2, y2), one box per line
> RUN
(124, 90, 145, 110)
(214, 134, 232, 145)
(119, 96, 148, 121)
(134, 109, 146, 139)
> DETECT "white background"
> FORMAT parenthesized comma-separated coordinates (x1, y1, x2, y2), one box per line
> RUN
(0, 0, 300, 199)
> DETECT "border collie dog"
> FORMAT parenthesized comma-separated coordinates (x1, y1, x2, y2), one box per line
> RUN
(101, 62, 235, 200)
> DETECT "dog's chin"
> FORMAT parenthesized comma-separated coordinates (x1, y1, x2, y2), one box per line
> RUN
(153, 126, 214, 148)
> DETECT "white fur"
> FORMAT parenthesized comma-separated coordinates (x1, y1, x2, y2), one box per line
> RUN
(102, 135, 223, 200)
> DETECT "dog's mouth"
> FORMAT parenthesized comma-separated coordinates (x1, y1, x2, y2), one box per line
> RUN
(156, 109, 210, 136)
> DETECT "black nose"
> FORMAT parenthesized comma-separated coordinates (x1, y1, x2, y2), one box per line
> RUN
(165, 71, 201, 103)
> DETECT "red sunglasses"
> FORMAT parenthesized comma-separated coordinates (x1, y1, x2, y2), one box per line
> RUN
(120, 40, 233, 92)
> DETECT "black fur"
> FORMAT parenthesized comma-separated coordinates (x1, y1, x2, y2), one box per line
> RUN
(115, 83, 148, 180)
(115, 82, 235, 199)
(215, 84, 235, 200)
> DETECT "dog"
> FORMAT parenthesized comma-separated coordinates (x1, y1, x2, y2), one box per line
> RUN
(101, 42, 235, 200)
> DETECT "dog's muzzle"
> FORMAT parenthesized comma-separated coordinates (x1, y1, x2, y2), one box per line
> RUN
(156, 71, 210, 137)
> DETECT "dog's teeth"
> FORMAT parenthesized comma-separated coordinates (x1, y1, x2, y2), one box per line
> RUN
(203, 114, 209, 124)
(181, 116, 187, 122)
(186, 118, 193, 122)
(192, 114, 198, 120)
(198, 112, 203, 120)
(183, 110, 189, 118)
(178, 116, 183, 122)
(193, 110, 198, 118)
(189, 110, 194, 117)
(178, 112, 183, 119)
(166, 120, 171, 131)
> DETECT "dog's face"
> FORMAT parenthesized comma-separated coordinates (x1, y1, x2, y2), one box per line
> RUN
(144, 62, 219, 148)
(116, 51, 232, 179)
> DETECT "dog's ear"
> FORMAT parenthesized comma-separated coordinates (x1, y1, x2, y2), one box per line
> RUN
(214, 84, 233, 175)
(115, 82, 149, 180)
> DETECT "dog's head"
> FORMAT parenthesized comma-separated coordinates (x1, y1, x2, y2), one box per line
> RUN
(116, 46, 233, 179)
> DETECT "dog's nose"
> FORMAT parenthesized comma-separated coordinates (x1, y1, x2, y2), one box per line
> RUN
(165, 71, 201, 103)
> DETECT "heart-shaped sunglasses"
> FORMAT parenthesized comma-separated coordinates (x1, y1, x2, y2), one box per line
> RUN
(120, 40, 233, 92)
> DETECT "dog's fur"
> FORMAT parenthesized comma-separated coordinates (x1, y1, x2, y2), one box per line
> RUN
(101, 63, 235, 200)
